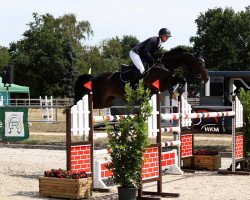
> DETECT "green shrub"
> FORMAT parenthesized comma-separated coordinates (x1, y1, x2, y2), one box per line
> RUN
(105, 80, 152, 188)
(239, 88, 250, 157)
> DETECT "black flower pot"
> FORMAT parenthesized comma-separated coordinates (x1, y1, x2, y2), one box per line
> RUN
(118, 186, 137, 200)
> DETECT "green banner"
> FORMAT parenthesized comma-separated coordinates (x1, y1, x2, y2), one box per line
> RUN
(0, 107, 29, 141)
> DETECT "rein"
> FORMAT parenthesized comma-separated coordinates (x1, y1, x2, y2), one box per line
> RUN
(141, 54, 167, 79)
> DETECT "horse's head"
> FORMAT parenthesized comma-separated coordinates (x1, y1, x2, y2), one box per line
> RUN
(160, 47, 209, 84)
(190, 50, 209, 84)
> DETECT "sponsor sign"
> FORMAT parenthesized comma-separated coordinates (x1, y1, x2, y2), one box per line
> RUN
(5, 112, 24, 137)
(193, 108, 232, 134)
(0, 107, 29, 141)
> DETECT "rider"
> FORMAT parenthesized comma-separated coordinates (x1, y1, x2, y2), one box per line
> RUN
(129, 28, 171, 83)
(129, 28, 180, 95)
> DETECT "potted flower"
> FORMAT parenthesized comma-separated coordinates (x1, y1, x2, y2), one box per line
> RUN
(105, 80, 152, 200)
(39, 168, 92, 199)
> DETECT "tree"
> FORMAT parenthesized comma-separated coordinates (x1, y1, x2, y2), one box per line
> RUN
(9, 13, 92, 97)
(190, 7, 250, 70)
(55, 14, 93, 72)
(0, 46, 10, 71)
(120, 35, 139, 60)
(78, 46, 102, 74)
(171, 45, 193, 53)
(78, 36, 140, 75)
(100, 37, 123, 73)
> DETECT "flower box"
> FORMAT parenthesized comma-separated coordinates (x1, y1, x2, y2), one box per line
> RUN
(39, 176, 92, 199)
(182, 157, 193, 168)
(182, 150, 221, 171)
(193, 155, 221, 170)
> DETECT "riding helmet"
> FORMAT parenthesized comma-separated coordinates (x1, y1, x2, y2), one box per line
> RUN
(158, 28, 171, 37)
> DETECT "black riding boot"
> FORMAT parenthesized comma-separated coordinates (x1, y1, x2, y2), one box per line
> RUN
(130, 69, 142, 88)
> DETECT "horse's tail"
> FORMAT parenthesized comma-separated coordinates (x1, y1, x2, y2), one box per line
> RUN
(74, 74, 93, 105)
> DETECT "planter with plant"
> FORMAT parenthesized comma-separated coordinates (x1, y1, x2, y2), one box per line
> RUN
(192, 149, 221, 170)
(105, 80, 152, 200)
(183, 150, 221, 170)
(39, 168, 92, 199)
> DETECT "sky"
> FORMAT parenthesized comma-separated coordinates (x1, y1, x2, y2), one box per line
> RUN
(0, 0, 249, 49)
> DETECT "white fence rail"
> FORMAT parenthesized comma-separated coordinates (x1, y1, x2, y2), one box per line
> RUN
(71, 94, 244, 138)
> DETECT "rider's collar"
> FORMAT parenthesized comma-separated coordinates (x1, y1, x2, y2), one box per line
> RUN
(158, 37, 162, 47)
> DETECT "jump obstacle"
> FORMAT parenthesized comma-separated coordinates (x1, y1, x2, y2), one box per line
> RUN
(39, 96, 54, 122)
(66, 80, 245, 198)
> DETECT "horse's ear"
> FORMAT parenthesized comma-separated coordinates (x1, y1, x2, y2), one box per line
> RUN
(199, 50, 204, 58)
(199, 46, 205, 57)
(193, 51, 198, 58)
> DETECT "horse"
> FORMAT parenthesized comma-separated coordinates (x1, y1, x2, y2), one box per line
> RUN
(74, 47, 209, 109)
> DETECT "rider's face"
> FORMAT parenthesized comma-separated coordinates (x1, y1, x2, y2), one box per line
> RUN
(160, 35, 169, 42)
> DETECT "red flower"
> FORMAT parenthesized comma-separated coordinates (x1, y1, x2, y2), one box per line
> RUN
(44, 169, 88, 179)
(194, 149, 218, 156)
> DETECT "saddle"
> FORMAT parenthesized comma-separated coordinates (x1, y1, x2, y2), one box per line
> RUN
(119, 62, 169, 83)
(120, 64, 142, 83)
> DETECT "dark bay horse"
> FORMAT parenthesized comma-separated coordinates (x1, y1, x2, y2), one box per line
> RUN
(74, 47, 209, 108)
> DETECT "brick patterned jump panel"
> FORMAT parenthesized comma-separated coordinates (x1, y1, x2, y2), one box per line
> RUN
(70, 145, 91, 173)
(100, 163, 113, 179)
(235, 135, 244, 160)
(142, 147, 159, 180)
(181, 134, 193, 158)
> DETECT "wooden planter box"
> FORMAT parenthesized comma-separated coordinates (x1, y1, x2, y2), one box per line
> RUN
(39, 177, 92, 199)
(182, 157, 193, 168)
(182, 155, 221, 170)
(194, 155, 221, 170)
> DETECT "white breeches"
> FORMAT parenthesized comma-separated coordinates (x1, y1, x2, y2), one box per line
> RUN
(129, 50, 145, 74)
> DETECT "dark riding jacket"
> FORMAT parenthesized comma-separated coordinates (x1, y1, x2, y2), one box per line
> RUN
(131, 36, 161, 66)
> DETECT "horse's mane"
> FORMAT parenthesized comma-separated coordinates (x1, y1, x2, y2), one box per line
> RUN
(163, 47, 190, 56)
(91, 72, 114, 80)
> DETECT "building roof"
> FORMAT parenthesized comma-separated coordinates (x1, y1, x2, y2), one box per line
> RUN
(208, 71, 250, 78)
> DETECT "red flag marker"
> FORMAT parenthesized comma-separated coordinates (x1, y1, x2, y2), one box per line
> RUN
(152, 79, 160, 90)
(84, 81, 92, 91)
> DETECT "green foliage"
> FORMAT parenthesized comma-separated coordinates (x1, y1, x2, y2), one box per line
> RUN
(191, 7, 250, 70)
(106, 80, 152, 188)
(121, 35, 139, 59)
(239, 88, 250, 156)
(9, 13, 92, 97)
(172, 45, 193, 52)
(102, 37, 122, 59)
(55, 13, 93, 71)
(0, 46, 10, 71)
(78, 35, 139, 74)
(77, 46, 102, 74)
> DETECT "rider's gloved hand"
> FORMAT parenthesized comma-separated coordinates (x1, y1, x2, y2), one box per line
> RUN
(157, 57, 162, 62)
(154, 58, 162, 65)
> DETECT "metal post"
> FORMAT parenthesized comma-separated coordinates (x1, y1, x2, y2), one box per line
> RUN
(232, 95, 236, 172)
